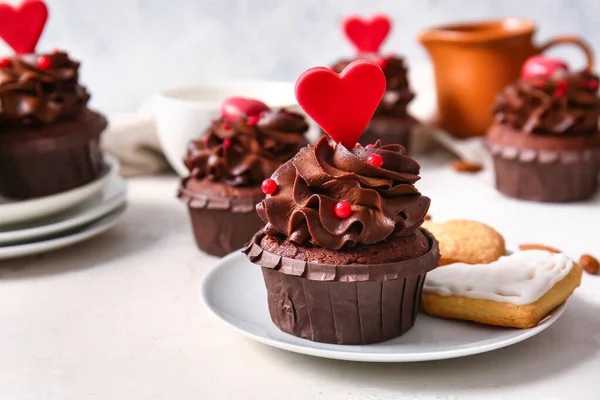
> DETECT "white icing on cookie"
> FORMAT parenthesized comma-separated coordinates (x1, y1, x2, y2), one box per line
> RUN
(423, 250, 574, 305)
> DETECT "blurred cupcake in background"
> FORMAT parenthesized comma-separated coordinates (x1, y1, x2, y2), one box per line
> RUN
(329, 14, 418, 151)
(486, 55, 600, 202)
(178, 97, 309, 257)
(0, 0, 107, 199)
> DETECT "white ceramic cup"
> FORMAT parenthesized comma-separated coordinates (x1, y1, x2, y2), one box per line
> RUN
(155, 80, 319, 177)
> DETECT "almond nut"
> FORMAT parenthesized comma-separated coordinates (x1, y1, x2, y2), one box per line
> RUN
(451, 161, 483, 173)
(580, 254, 599, 275)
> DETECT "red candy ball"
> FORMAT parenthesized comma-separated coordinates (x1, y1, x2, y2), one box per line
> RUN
(366, 153, 384, 167)
(0, 58, 11, 68)
(334, 201, 352, 219)
(223, 139, 232, 148)
(37, 55, 52, 70)
(261, 178, 277, 195)
(222, 122, 230, 129)
(221, 97, 270, 122)
(365, 144, 375, 149)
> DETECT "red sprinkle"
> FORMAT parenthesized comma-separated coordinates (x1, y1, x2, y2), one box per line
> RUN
(222, 122, 230, 129)
(0, 58, 11, 68)
(261, 178, 277, 195)
(247, 115, 260, 126)
(366, 153, 384, 168)
(334, 201, 352, 219)
(223, 139, 232, 148)
(554, 80, 568, 97)
(37, 55, 52, 70)
(365, 144, 375, 149)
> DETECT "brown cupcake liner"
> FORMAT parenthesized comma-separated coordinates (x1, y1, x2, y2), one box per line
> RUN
(244, 229, 440, 344)
(488, 141, 600, 202)
(179, 183, 265, 257)
(0, 110, 106, 199)
(178, 182, 264, 213)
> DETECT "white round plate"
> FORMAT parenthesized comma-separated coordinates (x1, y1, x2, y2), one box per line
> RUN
(0, 155, 118, 226)
(0, 205, 126, 261)
(201, 252, 567, 363)
(0, 176, 127, 245)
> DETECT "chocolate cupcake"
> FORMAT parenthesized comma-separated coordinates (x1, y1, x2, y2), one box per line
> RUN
(0, 52, 107, 199)
(486, 56, 600, 202)
(245, 60, 440, 344)
(327, 14, 418, 150)
(178, 97, 309, 257)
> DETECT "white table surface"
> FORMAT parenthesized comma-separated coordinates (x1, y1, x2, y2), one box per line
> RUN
(1, 151, 600, 400)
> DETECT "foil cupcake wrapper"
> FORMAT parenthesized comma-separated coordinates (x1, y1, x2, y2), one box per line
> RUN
(261, 268, 427, 344)
(244, 229, 439, 282)
(178, 180, 264, 213)
(185, 206, 265, 258)
(245, 229, 440, 344)
(487, 142, 600, 202)
(0, 110, 106, 199)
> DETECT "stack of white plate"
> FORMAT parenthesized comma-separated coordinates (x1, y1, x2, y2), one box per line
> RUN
(0, 156, 127, 261)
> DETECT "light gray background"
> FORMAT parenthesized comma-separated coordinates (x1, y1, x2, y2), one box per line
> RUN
(2, 0, 597, 113)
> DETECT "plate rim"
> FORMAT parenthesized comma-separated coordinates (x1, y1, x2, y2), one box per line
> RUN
(0, 176, 128, 245)
(0, 155, 119, 226)
(0, 205, 127, 260)
(200, 252, 567, 363)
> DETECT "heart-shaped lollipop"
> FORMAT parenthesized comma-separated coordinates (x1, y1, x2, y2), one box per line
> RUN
(342, 14, 391, 54)
(0, 0, 48, 54)
(295, 60, 386, 148)
(220, 97, 271, 122)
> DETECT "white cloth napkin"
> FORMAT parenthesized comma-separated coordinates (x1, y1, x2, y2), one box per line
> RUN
(101, 96, 171, 177)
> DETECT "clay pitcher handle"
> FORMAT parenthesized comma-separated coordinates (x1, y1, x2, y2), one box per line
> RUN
(536, 35, 594, 71)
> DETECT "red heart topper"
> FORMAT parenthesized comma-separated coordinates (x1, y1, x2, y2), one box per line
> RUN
(295, 60, 386, 148)
(521, 55, 569, 81)
(0, 0, 48, 54)
(220, 97, 270, 122)
(342, 14, 391, 54)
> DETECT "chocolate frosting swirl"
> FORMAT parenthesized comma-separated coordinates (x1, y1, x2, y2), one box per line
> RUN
(332, 55, 414, 118)
(257, 136, 430, 250)
(0, 51, 90, 127)
(184, 109, 309, 186)
(493, 70, 600, 136)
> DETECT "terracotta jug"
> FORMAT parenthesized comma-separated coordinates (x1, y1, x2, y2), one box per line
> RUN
(418, 18, 594, 138)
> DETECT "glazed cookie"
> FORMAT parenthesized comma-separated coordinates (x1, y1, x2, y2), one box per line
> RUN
(422, 250, 583, 328)
(423, 220, 505, 265)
